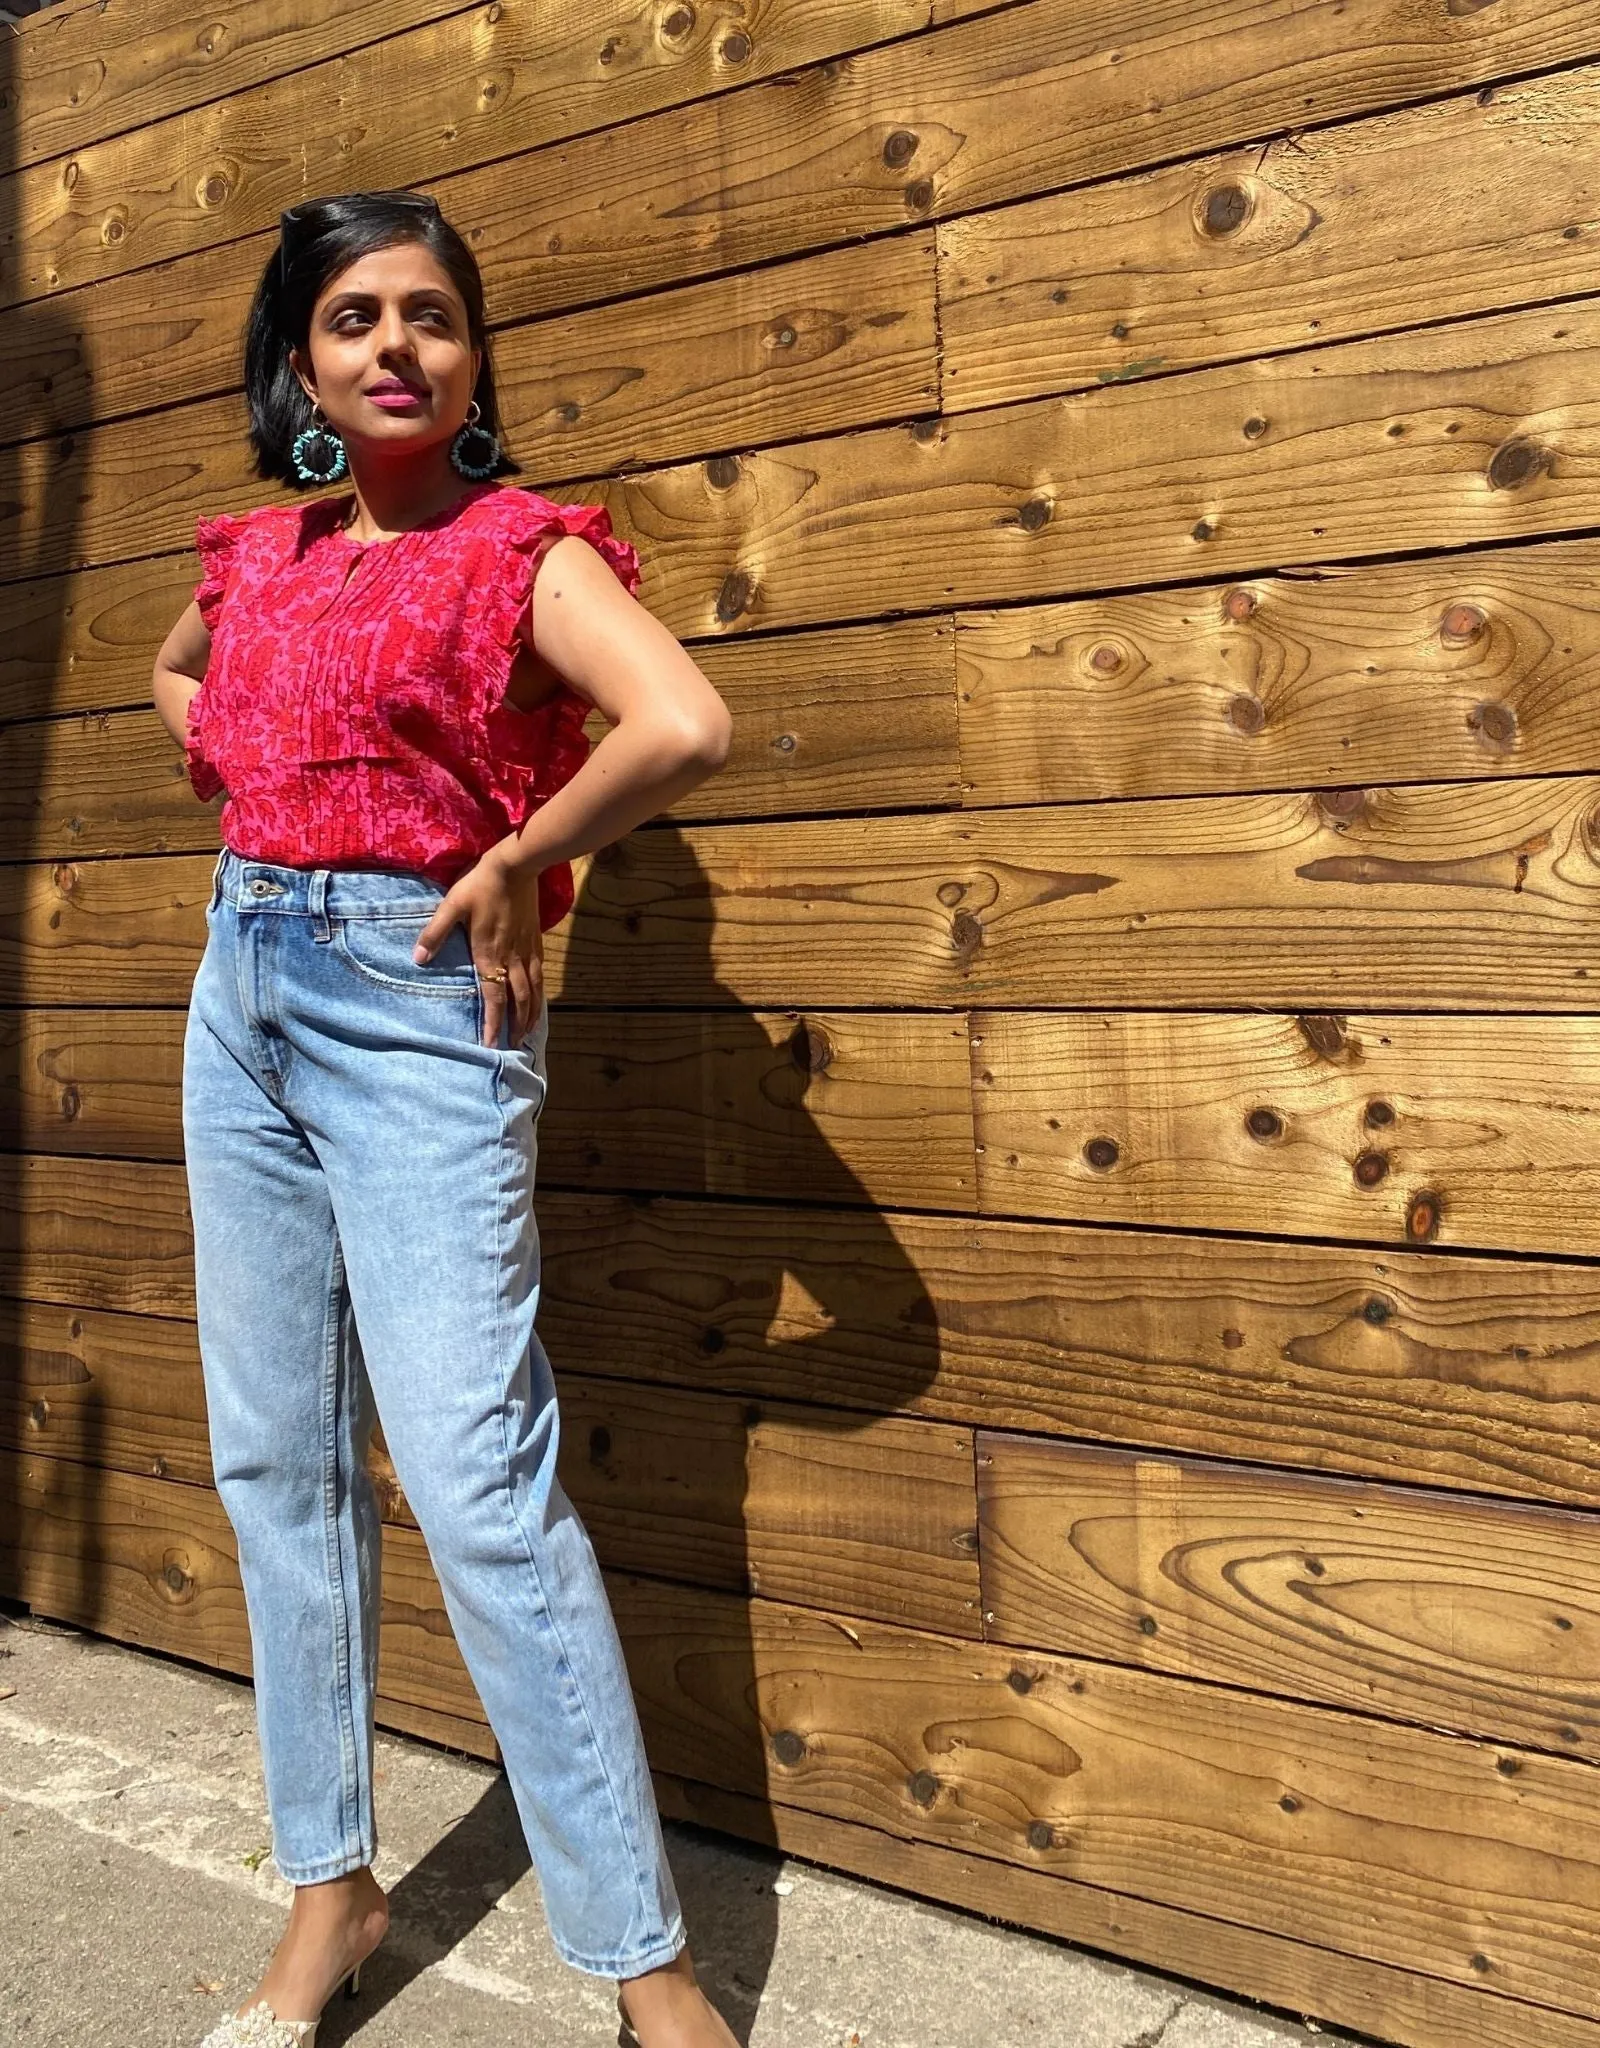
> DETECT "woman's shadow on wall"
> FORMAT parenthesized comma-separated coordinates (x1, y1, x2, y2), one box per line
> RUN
(402, 818, 947, 2043)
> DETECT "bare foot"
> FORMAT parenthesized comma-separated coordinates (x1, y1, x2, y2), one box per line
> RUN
(233, 1865, 389, 2025)
(619, 1945, 740, 2048)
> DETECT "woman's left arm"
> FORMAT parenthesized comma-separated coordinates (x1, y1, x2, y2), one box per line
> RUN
(493, 530, 731, 877)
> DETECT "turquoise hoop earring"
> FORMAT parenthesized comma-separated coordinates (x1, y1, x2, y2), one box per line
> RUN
(450, 400, 502, 479)
(290, 402, 348, 484)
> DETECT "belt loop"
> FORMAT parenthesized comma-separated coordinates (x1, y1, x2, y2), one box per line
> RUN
(208, 846, 225, 911)
(310, 866, 331, 941)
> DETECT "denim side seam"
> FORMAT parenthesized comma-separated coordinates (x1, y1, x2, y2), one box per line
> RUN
(487, 1064, 684, 1976)
(313, 1226, 374, 1880)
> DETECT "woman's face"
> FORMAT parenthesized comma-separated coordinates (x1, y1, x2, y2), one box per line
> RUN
(289, 239, 482, 459)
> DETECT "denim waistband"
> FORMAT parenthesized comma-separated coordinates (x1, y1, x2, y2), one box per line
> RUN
(212, 846, 456, 921)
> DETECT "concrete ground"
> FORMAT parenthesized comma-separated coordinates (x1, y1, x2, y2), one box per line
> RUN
(0, 1604, 1379, 2048)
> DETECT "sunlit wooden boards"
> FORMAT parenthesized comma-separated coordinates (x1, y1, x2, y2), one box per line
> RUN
(6, 777, 1600, 1012)
(7, 0, 1600, 2035)
(939, 60, 1600, 405)
(9, 528, 1600, 825)
(651, 1772, 1600, 2048)
(11, 1174, 1600, 1520)
(9, 1441, 1600, 2040)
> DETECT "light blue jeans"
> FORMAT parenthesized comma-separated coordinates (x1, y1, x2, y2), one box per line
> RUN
(181, 846, 686, 1979)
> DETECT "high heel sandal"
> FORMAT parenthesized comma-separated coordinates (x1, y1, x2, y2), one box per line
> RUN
(199, 1956, 367, 2046)
(616, 1985, 643, 2046)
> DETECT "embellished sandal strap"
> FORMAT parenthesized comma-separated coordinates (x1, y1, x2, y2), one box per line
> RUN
(200, 1998, 317, 2046)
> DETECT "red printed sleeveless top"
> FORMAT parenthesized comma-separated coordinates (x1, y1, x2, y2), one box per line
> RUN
(184, 480, 641, 933)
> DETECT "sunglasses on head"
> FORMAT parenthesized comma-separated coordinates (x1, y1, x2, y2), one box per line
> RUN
(278, 191, 442, 277)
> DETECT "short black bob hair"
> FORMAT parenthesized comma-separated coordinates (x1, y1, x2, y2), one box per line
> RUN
(243, 187, 522, 491)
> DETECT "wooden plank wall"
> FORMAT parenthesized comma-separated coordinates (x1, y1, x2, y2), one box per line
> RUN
(3, 2, 1600, 2042)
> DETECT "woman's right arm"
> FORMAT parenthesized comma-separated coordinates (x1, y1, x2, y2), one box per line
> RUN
(150, 600, 213, 750)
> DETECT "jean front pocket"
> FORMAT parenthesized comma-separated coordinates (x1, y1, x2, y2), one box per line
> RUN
(331, 910, 482, 997)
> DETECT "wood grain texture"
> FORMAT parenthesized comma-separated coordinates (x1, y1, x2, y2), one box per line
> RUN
(971, 1009, 1600, 1256)
(654, 1768, 1600, 2048)
(0, 0, 470, 173)
(611, 1572, 1600, 2018)
(0, 1446, 488, 1742)
(0, 1296, 979, 1636)
(6, 766, 1600, 1007)
(13, 289, 1599, 607)
(8, 0, 1594, 443)
(568, 298, 1600, 642)
(0, 236, 940, 570)
(2, 613, 956, 830)
(940, 61, 1600, 408)
(0, 0, 935, 308)
(0, 1001, 975, 1212)
(9, 1174, 1600, 1511)
(955, 536, 1600, 804)
(978, 1434, 1600, 1757)
(541, 775, 1600, 1009)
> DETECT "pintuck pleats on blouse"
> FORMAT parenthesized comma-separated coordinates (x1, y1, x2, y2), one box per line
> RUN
(185, 481, 641, 933)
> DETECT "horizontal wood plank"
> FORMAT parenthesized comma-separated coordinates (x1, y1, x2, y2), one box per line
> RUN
(978, 1434, 1600, 1757)
(572, 298, 1600, 642)
(0, 1446, 484, 1738)
(955, 536, 1600, 804)
(0, 235, 940, 575)
(8, 0, 1596, 427)
(612, 1572, 1600, 2017)
(6, 768, 1600, 1010)
(0, 1296, 979, 1635)
(971, 1010, 1600, 1256)
(8, 1175, 1600, 1510)
(654, 1768, 1600, 2048)
(2, 613, 957, 827)
(0, 0, 934, 310)
(1, 0, 472, 173)
(940, 61, 1600, 409)
(0, 1004, 976, 1210)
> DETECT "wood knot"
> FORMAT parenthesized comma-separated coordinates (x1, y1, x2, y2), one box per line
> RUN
(1222, 585, 1258, 622)
(789, 1019, 834, 1073)
(1083, 1135, 1120, 1170)
(1199, 181, 1252, 237)
(714, 568, 753, 623)
(770, 1729, 806, 1765)
(1439, 601, 1486, 644)
(1406, 1189, 1443, 1241)
(1246, 1106, 1284, 1141)
(1226, 692, 1266, 734)
(882, 127, 919, 168)
(1017, 496, 1052, 532)
(704, 454, 740, 489)
(1486, 436, 1550, 492)
(1297, 1013, 1347, 1059)
(1467, 699, 1516, 747)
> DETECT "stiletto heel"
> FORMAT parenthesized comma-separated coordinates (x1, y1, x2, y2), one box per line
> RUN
(343, 1960, 363, 1997)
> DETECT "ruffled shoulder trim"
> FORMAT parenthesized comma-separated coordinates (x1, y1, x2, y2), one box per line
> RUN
(480, 488, 641, 652)
(193, 507, 254, 632)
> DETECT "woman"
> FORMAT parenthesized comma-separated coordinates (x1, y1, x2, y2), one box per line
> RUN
(150, 188, 736, 2048)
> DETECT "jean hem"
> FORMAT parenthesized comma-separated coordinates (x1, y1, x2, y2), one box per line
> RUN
(555, 1917, 689, 1980)
(273, 1845, 377, 1886)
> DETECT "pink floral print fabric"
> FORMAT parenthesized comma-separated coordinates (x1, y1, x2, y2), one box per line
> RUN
(185, 480, 641, 933)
